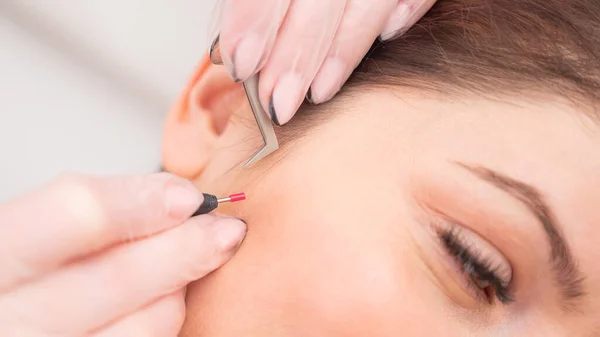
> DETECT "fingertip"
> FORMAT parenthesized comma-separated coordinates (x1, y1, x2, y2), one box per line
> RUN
(164, 184, 202, 219)
(268, 95, 282, 126)
(209, 34, 223, 65)
(270, 72, 306, 125)
(380, 0, 437, 41)
(157, 172, 203, 219)
(213, 217, 247, 252)
(232, 34, 268, 82)
(306, 87, 315, 105)
(180, 215, 247, 276)
(380, 2, 412, 41)
(186, 214, 247, 254)
(309, 57, 347, 104)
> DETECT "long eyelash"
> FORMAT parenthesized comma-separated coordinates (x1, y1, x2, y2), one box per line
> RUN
(439, 228, 515, 304)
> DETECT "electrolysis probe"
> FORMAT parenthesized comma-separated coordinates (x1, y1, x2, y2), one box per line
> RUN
(192, 192, 246, 216)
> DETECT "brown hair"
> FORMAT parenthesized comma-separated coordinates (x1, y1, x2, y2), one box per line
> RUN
(280, 0, 600, 143)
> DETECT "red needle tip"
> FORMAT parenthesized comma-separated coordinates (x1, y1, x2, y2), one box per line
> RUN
(229, 192, 246, 202)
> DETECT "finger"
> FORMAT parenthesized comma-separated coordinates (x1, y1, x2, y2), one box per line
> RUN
(1, 214, 246, 333)
(216, 0, 292, 82)
(0, 172, 202, 293)
(258, 0, 348, 126)
(90, 290, 185, 337)
(380, 0, 437, 41)
(308, 0, 397, 104)
(207, 0, 224, 64)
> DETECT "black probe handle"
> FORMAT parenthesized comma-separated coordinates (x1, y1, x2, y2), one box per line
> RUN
(191, 193, 219, 216)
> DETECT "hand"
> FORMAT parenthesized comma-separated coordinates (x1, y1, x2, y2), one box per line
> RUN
(208, 0, 437, 125)
(0, 173, 246, 336)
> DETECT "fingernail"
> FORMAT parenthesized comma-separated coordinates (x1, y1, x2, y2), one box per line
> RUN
(209, 34, 223, 65)
(380, 3, 414, 41)
(233, 34, 265, 82)
(270, 73, 305, 125)
(226, 59, 241, 83)
(306, 88, 315, 105)
(268, 96, 280, 126)
(165, 184, 202, 218)
(214, 36, 241, 82)
(215, 218, 247, 252)
(309, 57, 347, 104)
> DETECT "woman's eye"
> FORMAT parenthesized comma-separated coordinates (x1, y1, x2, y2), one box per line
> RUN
(438, 226, 515, 305)
(471, 275, 491, 289)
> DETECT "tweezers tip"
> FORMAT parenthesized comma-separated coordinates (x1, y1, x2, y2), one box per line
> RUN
(243, 143, 279, 168)
(243, 156, 258, 168)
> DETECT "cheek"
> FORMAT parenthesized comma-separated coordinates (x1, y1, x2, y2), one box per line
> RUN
(182, 207, 451, 336)
(181, 137, 456, 336)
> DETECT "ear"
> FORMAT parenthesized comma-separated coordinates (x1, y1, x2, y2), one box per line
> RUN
(162, 56, 247, 179)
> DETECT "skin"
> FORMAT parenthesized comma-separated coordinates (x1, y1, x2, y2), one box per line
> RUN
(163, 60, 600, 336)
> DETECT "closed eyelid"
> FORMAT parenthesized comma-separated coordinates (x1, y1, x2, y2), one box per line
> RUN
(454, 162, 588, 308)
(436, 222, 513, 285)
(409, 163, 553, 305)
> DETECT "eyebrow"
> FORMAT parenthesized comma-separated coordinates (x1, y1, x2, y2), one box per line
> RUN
(457, 163, 587, 310)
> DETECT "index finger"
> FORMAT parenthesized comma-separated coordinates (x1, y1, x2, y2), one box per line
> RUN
(0, 173, 202, 292)
(216, 0, 291, 82)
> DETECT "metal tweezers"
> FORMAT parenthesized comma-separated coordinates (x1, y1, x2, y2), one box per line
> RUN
(210, 39, 279, 167)
(241, 75, 279, 167)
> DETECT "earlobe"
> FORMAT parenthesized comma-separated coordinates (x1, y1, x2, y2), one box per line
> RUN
(161, 56, 246, 179)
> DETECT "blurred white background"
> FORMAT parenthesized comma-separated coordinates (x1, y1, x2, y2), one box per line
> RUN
(0, 0, 216, 200)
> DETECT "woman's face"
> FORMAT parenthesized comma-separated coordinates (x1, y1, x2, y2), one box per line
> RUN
(175, 87, 600, 336)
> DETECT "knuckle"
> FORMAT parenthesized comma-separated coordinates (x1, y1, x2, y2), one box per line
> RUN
(53, 173, 87, 188)
(52, 174, 106, 234)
